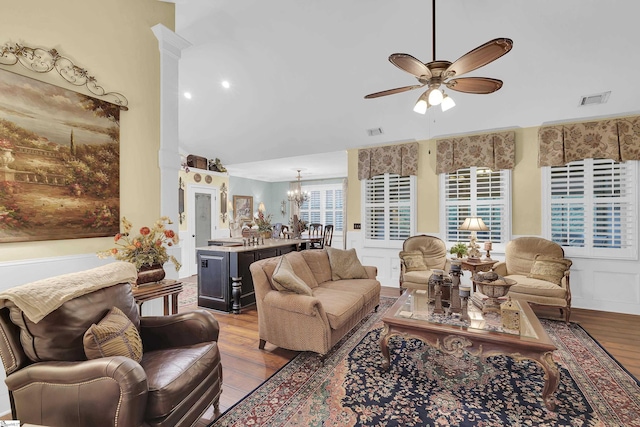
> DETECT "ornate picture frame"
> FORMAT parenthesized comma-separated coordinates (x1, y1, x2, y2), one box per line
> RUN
(233, 195, 253, 222)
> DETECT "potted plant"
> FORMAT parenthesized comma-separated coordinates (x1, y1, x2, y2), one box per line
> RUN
(449, 242, 468, 258)
(255, 211, 273, 238)
(98, 216, 181, 284)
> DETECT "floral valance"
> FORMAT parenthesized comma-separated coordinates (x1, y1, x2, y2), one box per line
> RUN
(435, 131, 515, 174)
(538, 116, 640, 167)
(358, 142, 418, 180)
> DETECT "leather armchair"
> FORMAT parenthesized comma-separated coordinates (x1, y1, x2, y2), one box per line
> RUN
(492, 236, 572, 322)
(399, 235, 451, 295)
(0, 281, 222, 427)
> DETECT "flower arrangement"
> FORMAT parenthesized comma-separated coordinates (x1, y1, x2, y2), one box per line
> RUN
(254, 211, 273, 232)
(98, 216, 181, 271)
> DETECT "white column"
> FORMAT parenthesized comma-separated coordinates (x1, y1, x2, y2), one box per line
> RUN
(151, 23, 191, 224)
(151, 24, 191, 279)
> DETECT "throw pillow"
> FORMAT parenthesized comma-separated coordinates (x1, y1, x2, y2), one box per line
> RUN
(399, 250, 428, 272)
(527, 254, 572, 285)
(83, 306, 143, 363)
(326, 247, 369, 281)
(272, 256, 313, 296)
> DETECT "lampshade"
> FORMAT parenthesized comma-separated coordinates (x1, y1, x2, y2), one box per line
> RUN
(427, 87, 443, 106)
(441, 94, 455, 111)
(459, 217, 488, 232)
(258, 202, 265, 212)
(413, 91, 428, 114)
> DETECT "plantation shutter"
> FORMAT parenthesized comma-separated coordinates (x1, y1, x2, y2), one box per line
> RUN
(364, 174, 414, 245)
(548, 159, 636, 258)
(444, 168, 509, 243)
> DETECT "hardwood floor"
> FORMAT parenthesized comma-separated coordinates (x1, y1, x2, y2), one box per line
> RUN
(194, 285, 640, 424)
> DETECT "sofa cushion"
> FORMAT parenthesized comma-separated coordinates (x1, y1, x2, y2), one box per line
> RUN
(506, 275, 567, 299)
(400, 251, 428, 272)
(402, 270, 432, 285)
(301, 249, 332, 284)
(283, 252, 319, 288)
(527, 255, 572, 285)
(83, 306, 143, 362)
(311, 287, 364, 330)
(318, 279, 380, 308)
(272, 257, 313, 296)
(142, 342, 220, 419)
(326, 247, 368, 281)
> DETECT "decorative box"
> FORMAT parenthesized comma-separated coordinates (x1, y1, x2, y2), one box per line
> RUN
(187, 154, 208, 170)
(500, 297, 520, 330)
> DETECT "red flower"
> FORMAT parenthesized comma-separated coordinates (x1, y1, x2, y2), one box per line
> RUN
(110, 248, 118, 255)
(114, 233, 122, 242)
(140, 227, 151, 235)
(155, 239, 162, 247)
(164, 229, 175, 238)
(134, 241, 142, 248)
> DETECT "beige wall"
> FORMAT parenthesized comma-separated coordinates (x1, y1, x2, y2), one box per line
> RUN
(178, 170, 229, 232)
(0, 0, 175, 261)
(346, 126, 544, 236)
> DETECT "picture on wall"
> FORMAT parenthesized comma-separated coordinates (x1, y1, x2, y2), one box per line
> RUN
(233, 195, 253, 222)
(0, 68, 120, 242)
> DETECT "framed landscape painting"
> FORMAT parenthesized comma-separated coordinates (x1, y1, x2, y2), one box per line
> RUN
(0, 68, 120, 242)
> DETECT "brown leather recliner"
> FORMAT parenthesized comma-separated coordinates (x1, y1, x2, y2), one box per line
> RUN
(0, 281, 222, 427)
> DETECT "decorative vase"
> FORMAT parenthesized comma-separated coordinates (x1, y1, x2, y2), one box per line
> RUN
(0, 148, 15, 170)
(136, 263, 165, 285)
(260, 230, 271, 239)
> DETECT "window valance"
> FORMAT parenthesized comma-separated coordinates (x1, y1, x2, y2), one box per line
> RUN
(538, 115, 640, 167)
(357, 142, 418, 180)
(435, 131, 515, 174)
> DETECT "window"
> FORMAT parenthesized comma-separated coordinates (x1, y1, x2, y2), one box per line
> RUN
(363, 173, 416, 247)
(441, 167, 510, 244)
(542, 159, 638, 259)
(299, 184, 343, 232)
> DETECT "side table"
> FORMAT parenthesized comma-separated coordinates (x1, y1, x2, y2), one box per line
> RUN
(460, 258, 498, 291)
(132, 279, 183, 315)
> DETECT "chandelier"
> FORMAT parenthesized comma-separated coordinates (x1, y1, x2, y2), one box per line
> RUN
(287, 169, 309, 208)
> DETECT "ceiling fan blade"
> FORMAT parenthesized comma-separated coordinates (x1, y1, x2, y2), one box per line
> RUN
(444, 38, 513, 78)
(389, 53, 432, 79)
(445, 77, 503, 94)
(364, 84, 425, 99)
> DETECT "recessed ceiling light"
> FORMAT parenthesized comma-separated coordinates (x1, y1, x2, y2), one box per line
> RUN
(184, 92, 192, 99)
(221, 80, 231, 89)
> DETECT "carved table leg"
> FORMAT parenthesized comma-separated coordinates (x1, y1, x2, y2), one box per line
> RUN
(231, 276, 242, 314)
(380, 324, 392, 369)
(537, 351, 560, 410)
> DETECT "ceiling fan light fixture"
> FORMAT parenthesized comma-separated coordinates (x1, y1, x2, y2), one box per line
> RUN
(427, 87, 443, 106)
(413, 98, 428, 114)
(441, 94, 455, 111)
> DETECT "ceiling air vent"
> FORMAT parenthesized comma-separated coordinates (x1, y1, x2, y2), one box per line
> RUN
(578, 91, 610, 106)
(366, 127, 384, 136)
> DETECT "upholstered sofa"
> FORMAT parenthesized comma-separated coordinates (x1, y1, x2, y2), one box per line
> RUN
(399, 235, 451, 294)
(250, 247, 381, 355)
(491, 237, 573, 322)
(0, 262, 222, 427)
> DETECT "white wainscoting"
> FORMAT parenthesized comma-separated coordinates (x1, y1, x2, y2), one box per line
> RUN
(346, 231, 640, 315)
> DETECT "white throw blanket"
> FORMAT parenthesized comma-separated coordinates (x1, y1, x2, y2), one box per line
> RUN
(0, 261, 137, 323)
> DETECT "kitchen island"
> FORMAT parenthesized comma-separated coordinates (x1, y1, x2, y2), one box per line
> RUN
(196, 238, 309, 313)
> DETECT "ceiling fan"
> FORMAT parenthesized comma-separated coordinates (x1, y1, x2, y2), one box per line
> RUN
(364, 0, 513, 113)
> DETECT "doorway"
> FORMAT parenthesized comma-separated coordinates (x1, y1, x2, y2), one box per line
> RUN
(186, 185, 219, 276)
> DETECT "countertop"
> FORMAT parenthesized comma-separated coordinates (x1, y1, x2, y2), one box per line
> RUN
(197, 238, 309, 253)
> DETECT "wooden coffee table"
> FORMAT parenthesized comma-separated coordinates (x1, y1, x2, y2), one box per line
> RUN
(380, 290, 559, 410)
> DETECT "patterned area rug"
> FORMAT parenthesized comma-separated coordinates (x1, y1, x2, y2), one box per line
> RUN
(211, 297, 640, 426)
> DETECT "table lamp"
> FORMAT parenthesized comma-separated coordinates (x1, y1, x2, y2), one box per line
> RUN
(459, 217, 488, 260)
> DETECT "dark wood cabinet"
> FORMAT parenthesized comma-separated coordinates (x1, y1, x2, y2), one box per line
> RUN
(197, 241, 304, 312)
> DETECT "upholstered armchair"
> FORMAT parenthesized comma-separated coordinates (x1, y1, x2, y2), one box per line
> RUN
(0, 263, 222, 427)
(492, 237, 572, 322)
(399, 235, 451, 295)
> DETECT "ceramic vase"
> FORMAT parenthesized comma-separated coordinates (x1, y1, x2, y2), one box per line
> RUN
(137, 263, 166, 285)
